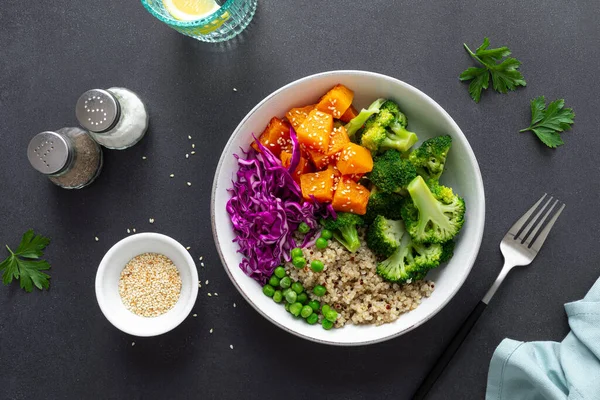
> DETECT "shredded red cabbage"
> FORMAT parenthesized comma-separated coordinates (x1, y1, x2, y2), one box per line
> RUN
(226, 131, 335, 284)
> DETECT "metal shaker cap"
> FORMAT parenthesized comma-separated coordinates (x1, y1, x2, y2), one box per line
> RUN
(76, 89, 120, 133)
(27, 131, 72, 175)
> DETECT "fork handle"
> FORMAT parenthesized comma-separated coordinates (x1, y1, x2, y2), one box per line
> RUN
(412, 301, 487, 400)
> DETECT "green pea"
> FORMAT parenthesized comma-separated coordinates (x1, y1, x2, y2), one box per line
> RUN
(279, 276, 291, 289)
(268, 276, 280, 287)
(262, 284, 275, 297)
(298, 222, 310, 234)
(291, 282, 304, 294)
(297, 293, 308, 305)
(273, 290, 283, 303)
(325, 309, 338, 322)
(284, 302, 290, 312)
(274, 266, 286, 279)
(285, 290, 297, 304)
(320, 229, 333, 240)
(321, 304, 331, 314)
(316, 238, 328, 249)
(310, 260, 324, 272)
(292, 257, 306, 269)
(289, 302, 303, 317)
(306, 313, 319, 325)
(313, 285, 327, 297)
(322, 318, 334, 330)
(290, 248, 303, 259)
(308, 300, 320, 312)
(301, 305, 313, 318)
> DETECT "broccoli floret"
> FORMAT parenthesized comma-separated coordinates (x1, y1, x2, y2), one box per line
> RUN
(321, 212, 365, 253)
(364, 189, 404, 224)
(360, 100, 418, 154)
(345, 98, 387, 140)
(408, 135, 452, 181)
(379, 100, 410, 134)
(368, 150, 417, 194)
(401, 176, 465, 244)
(376, 222, 443, 284)
(366, 216, 405, 257)
(440, 240, 455, 263)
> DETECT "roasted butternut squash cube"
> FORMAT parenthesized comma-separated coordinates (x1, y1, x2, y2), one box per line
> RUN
(307, 149, 331, 169)
(332, 177, 370, 215)
(316, 84, 354, 119)
(327, 126, 351, 157)
(336, 143, 373, 175)
(300, 166, 336, 203)
(251, 117, 291, 157)
(339, 105, 359, 123)
(296, 109, 332, 153)
(286, 105, 315, 131)
(281, 151, 312, 183)
(348, 173, 364, 182)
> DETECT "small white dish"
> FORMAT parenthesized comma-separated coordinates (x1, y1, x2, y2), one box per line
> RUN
(95, 232, 199, 337)
(211, 70, 485, 346)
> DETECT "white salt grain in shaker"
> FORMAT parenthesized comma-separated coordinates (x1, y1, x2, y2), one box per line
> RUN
(76, 88, 149, 150)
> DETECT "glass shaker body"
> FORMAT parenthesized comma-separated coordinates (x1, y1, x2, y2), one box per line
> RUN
(76, 88, 149, 150)
(27, 127, 103, 189)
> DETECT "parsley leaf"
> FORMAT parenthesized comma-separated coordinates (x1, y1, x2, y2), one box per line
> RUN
(520, 96, 575, 148)
(459, 37, 527, 102)
(0, 230, 51, 292)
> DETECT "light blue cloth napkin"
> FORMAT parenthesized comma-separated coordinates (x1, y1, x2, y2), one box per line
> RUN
(486, 277, 600, 400)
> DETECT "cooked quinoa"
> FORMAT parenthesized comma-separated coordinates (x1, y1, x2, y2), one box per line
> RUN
(285, 231, 434, 328)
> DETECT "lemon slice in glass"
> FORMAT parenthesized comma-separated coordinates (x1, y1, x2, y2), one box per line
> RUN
(162, 0, 222, 21)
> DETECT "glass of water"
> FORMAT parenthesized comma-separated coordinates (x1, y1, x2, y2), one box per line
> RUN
(141, 0, 257, 43)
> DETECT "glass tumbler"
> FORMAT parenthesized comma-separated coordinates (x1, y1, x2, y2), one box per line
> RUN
(141, 0, 257, 43)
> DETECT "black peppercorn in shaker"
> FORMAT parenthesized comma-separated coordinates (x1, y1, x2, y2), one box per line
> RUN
(27, 128, 103, 189)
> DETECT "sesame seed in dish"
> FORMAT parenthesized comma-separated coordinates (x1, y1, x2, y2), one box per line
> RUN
(118, 253, 182, 318)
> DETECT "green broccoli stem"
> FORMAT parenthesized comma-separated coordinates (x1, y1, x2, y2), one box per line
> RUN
(345, 98, 387, 139)
(336, 226, 361, 252)
(408, 177, 453, 232)
(381, 128, 418, 152)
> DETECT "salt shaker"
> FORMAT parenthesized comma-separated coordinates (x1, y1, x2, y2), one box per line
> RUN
(27, 128, 103, 189)
(75, 88, 149, 150)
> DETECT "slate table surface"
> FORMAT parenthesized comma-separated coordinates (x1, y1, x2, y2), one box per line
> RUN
(1, 1, 598, 399)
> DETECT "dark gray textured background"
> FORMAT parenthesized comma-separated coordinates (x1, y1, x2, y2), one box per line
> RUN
(1, 1, 597, 399)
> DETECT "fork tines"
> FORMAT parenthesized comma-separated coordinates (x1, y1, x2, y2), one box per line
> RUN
(507, 194, 566, 252)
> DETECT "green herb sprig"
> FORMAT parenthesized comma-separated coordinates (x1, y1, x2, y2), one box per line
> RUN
(0, 230, 51, 292)
(459, 37, 527, 102)
(520, 96, 575, 148)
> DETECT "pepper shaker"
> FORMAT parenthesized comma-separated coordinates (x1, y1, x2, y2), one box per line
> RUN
(76, 88, 149, 150)
(27, 128, 103, 189)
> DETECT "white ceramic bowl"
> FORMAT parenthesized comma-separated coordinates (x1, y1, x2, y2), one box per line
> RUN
(95, 233, 199, 337)
(211, 70, 485, 345)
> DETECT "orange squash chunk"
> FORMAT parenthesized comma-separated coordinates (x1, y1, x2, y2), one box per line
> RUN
(332, 177, 370, 215)
(281, 151, 312, 183)
(296, 109, 332, 153)
(251, 117, 291, 157)
(286, 105, 315, 131)
(300, 166, 336, 203)
(316, 84, 354, 119)
(348, 173, 364, 182)
(307, 148, 331, 169)
(336, 143, 373, 175)
(339, 105, 359, 123)
(327, 126, 351, 158)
